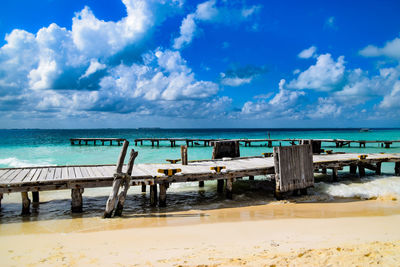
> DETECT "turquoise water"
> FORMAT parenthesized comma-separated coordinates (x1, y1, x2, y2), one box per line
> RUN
(1, 128, 400, 223)
(1, 128, 400, 167)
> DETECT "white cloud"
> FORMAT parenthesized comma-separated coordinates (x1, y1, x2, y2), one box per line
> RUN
(359, 36, 400, 59)
(220, 75, 252, 86)
(195, 0, 218, 20)
(173, 14, 197, 49)
(325, 16, 336, 29)
(308, 97, 341, 119)
(288, 53, 345, 91)
(298, 46, 317, 59)
(380, 81, 400, 109)
(81, 59, 107, 79)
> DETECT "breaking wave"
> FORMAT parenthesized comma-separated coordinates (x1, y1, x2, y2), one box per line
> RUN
(0, 157, 53, 168)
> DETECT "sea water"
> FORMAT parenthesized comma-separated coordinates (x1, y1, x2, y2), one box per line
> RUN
(0, 128, 400, 224)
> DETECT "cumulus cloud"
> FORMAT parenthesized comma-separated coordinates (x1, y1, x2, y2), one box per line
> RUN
(359, 36, 400, 59)
(288, 53, 345, 91)
(308, 97, 341, 119)
(173, 0, 261, 49)
(220, 65, 267, 87)
(380, 81, 400, 109)
(298, 46, 317, 59)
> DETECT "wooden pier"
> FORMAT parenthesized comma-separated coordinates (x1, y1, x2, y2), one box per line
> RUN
(70, 138, 126, 146)
(1, 140, 400, 216)
(133, 137, 400, 148)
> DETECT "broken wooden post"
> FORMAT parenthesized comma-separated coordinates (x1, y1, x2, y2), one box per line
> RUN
(115, 149, 138, 217)
(71, 188, 84, 213)
(226, 178, 233, 199)
(159, 182, 168, 207)
(181, 145, 188, 165)
(104, 140, 129, 218)
(21, 192, 31, 215)
(395, 162, 400, 176)
(32, 191, 39, 203)
(273, 144, 314, 199)
(150, 184, 158, 206)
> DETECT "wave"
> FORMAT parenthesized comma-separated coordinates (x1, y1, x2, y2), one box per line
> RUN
(313, 176, 400, 199)
(0, 157, 53, 168)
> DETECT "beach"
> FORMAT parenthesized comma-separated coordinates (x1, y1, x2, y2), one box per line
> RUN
(1, 199, 400, 266)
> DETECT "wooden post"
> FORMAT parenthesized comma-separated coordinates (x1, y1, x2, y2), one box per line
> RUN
(150, 185, 158, 206)
(71, 188, 84, 213)
(199, 181, 204, 187)
(321, 168, 327, 174)
(21, 192, 31, 215)
(395, 162, 400, 176)
(375, 162, 382, 175)
(359, 165, 366, 177)
(0, 193, 2, 208)
(331, 168, 338, 182)
(350, 165, 357, 175)
(249, 175, 254, 181)
(226, 178, 233, 199)
(32, 191, 39, 203)
(115, 149, 138, 217)
(141, 183, 146, 193)
(181, 145, 188, 165)
(104, 140, 129, 218)
(159, 183, 168, 207)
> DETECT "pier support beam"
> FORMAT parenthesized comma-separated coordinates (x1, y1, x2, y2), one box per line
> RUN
(71, 188, 84, 213)
(375, 162, 382, 175)
(141, 184, 146, 193)
(150, 185, 158, 206)
(331, 168, 338, 182)
(249, 175, 254, 181)
(350, 165, 357, 175)
(359, 165, 366, 177)
(21, 192, 31, 215)
(32, 191, 39, 203)
(395, 162, 400, 176)
(217, 179, 224, 193)
(199, 181, 204, 187)
(0, 193, 2, 208)
(159, 183, 168, 207)
(226, 178, 233, 199)
(321, 168, 327, 174)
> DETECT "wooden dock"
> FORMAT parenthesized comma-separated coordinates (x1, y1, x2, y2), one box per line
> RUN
(70, 138, 126, 146)
(1, 148, 400, 215)
(133, 138, 400, 148)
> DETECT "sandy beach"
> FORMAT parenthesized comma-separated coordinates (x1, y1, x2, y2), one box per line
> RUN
(1, 199, 400, 266)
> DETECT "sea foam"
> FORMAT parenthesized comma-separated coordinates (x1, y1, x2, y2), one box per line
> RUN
(0, 157, 52, 168)
(314, 176, 400, 199)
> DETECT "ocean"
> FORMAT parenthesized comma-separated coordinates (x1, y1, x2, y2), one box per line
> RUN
(1, 128, 400, 224)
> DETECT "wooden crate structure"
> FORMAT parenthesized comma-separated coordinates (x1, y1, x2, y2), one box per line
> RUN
(273, 144, 314, 193)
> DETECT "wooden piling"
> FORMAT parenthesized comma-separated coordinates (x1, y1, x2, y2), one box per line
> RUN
(71, 188, 84, 213)
(21, 192, 31, 215)
(0, 193, 2, 208)
(141, 184, 146, 193)
(375, 162, 382, 175)
(115, 149, 138, 217)
(395, 162, 400, 176)
(350, 165, 357, 175)
(150, 185, 158, 206)
(217, 179, 224, 193)
(32, 191, 39, 203)
(181, 145, 188, 165)
(322, 168, 327, 174)
(104, 140, 129, 218)
(159, 183, 168, 207)
(199, 181, 205, 187)
(359, 165, 366, 177)
(249, 175, 254, 181)
(332, 168, 338, 182)
(226, 178, 233, 199)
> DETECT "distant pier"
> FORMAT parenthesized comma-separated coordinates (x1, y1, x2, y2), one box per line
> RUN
(70, 138, 126, 146)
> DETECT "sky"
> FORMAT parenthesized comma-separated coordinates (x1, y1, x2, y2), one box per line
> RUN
(1, 0, 400, 128)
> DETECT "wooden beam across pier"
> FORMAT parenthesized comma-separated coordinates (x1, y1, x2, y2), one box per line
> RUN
(0, 152, 400, 215)
(70, 138, 126, 146)
(133, 138, 400, 148)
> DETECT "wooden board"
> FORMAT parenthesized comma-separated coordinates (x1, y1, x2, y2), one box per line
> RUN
(274, 145, 314, 192)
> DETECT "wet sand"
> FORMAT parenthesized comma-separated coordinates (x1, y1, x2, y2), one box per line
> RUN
(1, 199, 400, 266)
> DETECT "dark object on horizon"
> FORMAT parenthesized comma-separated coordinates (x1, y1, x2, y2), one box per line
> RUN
(359, 128, 370, 132)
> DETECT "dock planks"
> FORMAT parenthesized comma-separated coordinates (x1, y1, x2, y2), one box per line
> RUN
(1, 153, 400, 194)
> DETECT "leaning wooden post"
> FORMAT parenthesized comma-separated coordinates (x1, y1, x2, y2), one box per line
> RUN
(104, 140, 129, 218)
(71, 188, 84, 212)
(114, 149, 138, 217)
(21, 192, 31, 215)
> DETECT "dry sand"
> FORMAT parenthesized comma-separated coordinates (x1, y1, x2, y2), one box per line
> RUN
(1, 200, 400, 266)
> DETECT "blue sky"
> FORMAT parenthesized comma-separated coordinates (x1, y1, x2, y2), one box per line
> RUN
(1, 0, 400, 128)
